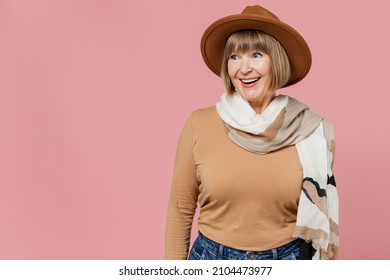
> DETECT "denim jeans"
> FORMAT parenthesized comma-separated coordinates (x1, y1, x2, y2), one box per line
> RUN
(188, 231, 300, 260)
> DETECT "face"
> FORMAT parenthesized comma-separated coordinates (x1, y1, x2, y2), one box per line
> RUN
(227, 50, 273, 113)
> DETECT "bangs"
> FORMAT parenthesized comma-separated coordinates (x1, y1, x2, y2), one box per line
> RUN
(225, 30, 269, 55)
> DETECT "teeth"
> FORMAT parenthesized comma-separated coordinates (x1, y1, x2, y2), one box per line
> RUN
(241, 78, 260, 84)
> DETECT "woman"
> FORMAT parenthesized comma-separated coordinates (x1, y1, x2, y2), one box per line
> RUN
(165, 5, 339, 260)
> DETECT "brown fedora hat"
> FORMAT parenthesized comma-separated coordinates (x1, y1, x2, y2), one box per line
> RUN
(200, 5, 312, 87)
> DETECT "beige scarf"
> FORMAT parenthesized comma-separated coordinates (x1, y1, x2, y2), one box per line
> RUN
(216, 92, 339, 259)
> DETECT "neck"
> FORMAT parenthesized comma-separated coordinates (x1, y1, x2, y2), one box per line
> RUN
(248, 92, 276, 114)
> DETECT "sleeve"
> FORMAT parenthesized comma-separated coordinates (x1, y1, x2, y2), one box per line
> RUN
(165, 114, 200, 259)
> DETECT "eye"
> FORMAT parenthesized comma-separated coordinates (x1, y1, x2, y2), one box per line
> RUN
(252, 52, 263, 59)
(229, 54, 239, 61)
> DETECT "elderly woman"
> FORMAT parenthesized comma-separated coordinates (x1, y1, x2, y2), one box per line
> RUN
(165, 5, 339, 260)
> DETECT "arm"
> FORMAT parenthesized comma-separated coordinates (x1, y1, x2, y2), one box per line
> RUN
(165, 115, 200, 259)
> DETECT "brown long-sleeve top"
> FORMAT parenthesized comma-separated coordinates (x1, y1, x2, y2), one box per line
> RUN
(165, 107, 303, 260)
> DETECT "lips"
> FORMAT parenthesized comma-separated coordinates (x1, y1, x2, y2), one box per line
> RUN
(240, 77, 260, 87)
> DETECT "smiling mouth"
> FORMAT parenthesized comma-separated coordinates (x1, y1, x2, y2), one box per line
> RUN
(240, 78, 260, 85)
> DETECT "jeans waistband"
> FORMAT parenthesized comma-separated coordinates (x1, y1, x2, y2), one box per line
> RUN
(196, 231, 300, 260)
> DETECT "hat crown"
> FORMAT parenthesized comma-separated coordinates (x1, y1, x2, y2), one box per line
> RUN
(241, 5, 280, 21)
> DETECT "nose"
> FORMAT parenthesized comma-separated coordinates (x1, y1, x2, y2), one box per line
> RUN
(240, 58, 253, 74)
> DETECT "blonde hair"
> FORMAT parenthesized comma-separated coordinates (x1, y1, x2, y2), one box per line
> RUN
(221, 30, 291, 95)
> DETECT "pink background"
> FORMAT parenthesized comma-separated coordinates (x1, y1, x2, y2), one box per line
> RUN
(0, 0, 388, 260)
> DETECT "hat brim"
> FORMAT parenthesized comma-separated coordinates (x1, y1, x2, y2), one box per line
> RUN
(200, 14, 312, 87)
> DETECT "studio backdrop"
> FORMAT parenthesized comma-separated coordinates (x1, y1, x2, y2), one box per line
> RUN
(0, 0, 389, 259)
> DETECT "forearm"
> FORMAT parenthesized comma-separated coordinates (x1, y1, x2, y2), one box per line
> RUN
(165, 196, 196, 259)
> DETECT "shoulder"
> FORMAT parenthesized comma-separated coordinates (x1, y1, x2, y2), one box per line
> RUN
(187, 106, 218, 125)
(183, 106, 222, 138)
(322, 120, 335, 140)
(189, 106, 217, 119)
(321, 119, 336, 157)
